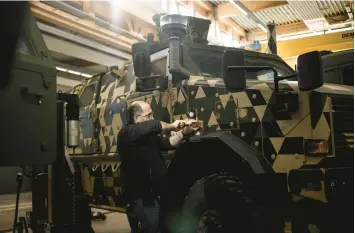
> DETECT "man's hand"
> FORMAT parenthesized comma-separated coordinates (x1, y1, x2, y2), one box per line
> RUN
(182, 119, 201, 136)
(184, 119, 201, 128)
(182, 125, 200, 136)
(167, 120, 201, 147)
(171, 120, 185, 129)
(161, 120, 185, 132)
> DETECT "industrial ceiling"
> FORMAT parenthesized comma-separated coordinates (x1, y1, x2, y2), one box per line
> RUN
(27, 0, 354, 89)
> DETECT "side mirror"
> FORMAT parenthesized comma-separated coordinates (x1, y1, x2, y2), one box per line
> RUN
(297, 51, 324, 91)
(222, 50, 246, 89)
(132, 42, 152, 78)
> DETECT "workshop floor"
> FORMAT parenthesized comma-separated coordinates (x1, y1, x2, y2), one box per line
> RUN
(0, 192, 32, 232)
(1, 193, 297, 233)
(0, 192, 130, 233)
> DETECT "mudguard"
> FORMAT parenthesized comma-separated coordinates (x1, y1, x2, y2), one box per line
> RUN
(160, 132, 280, 233)
(184, 131, 274, 174)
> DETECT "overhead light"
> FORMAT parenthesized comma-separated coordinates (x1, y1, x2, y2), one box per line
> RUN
(56, 66, 93, 78)
(229, 0, 248, 16)
(68, 70, 82, 75)
(81, 73, 92, 78)
(259, 40, 268, 44)
(279, 31, 323, 41)
(326, 27, 354, 34)
(56, 67, 67, 72)
(257, 23, 267, 33)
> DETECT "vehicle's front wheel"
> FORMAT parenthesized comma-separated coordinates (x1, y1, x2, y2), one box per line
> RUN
(178, 173, 284, 233)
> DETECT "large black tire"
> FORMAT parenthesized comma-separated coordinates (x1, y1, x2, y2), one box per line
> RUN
(178, 173, 284, 233)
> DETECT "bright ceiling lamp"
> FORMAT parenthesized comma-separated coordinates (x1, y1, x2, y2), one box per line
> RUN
(56, 66, 93, 78)
(326, 27, 354, 34)
(278, 31, 323, 41)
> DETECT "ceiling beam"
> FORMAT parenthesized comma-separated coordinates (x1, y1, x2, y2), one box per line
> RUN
(219, 18, 246, 38)
(41, 1, 145, 42)
(37, 22, 131, 60)
(182, 0, 246, 38)
(42, 34, 126, 67)
(30, 3, 134, 52)
(70, 1, 83, 7)
(62, 58, 98, 68)
(240, 1, 288, 12)
(217, 2, 241, 19)
(57, 76, 82, 88)
(89, 1, 158, 40)
(194, 0, 213, 12)
(248, 22, 308, 41)
(325, 14, 350, 24)
(259, 29, 354, 58)
(248, 13, 352, 41)
(93, 1, 155, 25)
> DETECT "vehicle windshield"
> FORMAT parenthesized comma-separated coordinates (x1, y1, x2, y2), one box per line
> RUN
(183, 45, 294, 80)
(16, 29, 35, 56)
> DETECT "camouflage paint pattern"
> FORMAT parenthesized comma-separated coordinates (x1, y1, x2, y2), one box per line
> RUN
(68, 62, 354, 209)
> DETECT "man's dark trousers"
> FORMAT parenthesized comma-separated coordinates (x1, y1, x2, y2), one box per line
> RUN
(125, 197, 160, 233)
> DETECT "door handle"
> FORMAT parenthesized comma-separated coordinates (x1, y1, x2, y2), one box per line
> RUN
(22, 87, 46, 97)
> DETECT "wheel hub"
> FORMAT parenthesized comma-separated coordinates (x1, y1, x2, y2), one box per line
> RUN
(197, 210, 222, 233)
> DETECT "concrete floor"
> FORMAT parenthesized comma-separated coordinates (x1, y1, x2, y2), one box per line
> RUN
(0, 192, 130, 233)
(92, 211, 130, 233)
(0, 192, 32, 232)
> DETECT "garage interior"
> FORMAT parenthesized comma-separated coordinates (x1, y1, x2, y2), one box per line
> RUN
(0, 1, 353, 233)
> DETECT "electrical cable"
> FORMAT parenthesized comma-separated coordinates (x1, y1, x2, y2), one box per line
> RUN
(71, 175, 77, 233)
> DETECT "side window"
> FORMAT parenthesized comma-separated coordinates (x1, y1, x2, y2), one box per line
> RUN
(79, 77, 98, 107)
(324, 66, 339, 84)
(151, 57, 167, 76)
(340, 64, 354, 86)
(96, 73, 117, 104)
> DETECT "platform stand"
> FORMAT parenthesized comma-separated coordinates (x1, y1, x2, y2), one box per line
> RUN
(16, 93, 95, 233)
(49, 94, 94, 233)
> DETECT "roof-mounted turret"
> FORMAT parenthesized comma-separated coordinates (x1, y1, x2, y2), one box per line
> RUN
(152, 14, 211, 48)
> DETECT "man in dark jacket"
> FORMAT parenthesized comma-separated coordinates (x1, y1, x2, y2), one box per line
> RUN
(117, 101, 199, 233)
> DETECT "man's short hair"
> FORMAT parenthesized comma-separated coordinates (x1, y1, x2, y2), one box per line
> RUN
(127, 102, 143, 124)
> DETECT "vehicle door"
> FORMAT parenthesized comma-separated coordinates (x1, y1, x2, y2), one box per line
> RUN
(95, 69, 130, 156)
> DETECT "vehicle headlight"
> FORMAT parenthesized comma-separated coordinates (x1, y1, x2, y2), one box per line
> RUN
(305, 140, 329, 155)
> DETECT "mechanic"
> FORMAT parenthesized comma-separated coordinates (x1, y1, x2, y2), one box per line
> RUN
(117, 101, 200, 233)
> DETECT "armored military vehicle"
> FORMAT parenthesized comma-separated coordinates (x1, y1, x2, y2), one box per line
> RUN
(68, 14, 353, 233)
